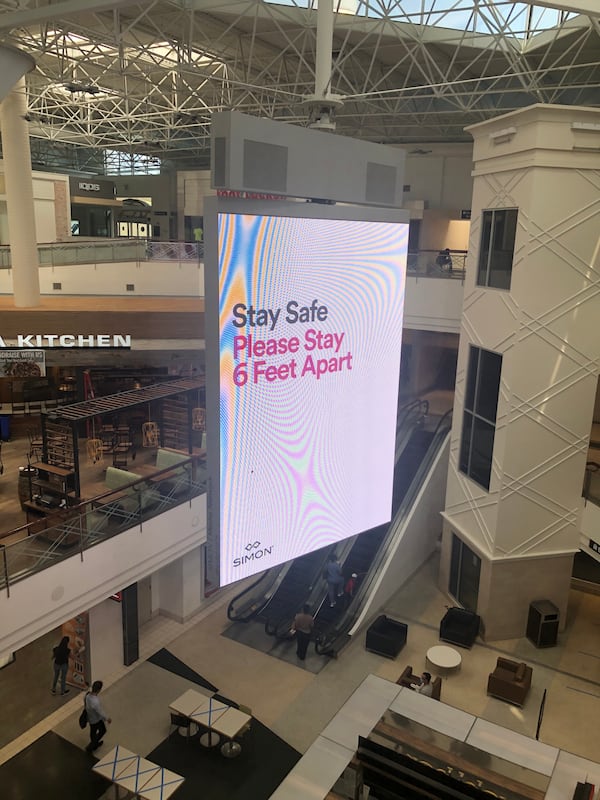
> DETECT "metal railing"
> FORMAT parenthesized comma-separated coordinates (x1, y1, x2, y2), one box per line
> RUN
(0, 242, 459, 272)
(407, 249, 467, 278)
(0, 455, 206, 596)
(0, 239, 203, 268)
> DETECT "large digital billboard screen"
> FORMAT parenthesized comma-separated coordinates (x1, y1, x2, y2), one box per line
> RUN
(205, 203, 408, 587)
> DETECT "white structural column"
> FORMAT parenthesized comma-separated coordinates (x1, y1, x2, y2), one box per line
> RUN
(0, 76, 40, 307)
(314, 0, 334, 100)
(155, 548, 204, 623)
(440, 105, 600, 640)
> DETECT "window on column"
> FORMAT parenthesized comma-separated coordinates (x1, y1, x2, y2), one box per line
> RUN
(459, 345, 502, 491)
(477, 208, 518, 290)
(449, 533, 481, 612)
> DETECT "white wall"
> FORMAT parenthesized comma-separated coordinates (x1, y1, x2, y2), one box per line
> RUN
(0, 164, 70, 244)
(89, 598, 123, 681)
(403, 145, 473, 212)
(0, 495, 206, 655)
(155, 546, 204, 622)
(404, 274, 464, 333)
(0, 259, 204, 297)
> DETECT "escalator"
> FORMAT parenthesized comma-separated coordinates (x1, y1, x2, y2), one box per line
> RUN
(314, 411, 452, 656)
(226, 398, 433, 636)
(270, 419, 444, 647)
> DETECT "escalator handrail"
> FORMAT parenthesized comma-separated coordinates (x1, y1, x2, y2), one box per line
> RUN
(263, 539, 355, 635)
(227, 570, 278, 622)
(315, 415, 452, 655)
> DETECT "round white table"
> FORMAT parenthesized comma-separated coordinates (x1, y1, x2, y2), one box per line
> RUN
(426, 644, 462, 672)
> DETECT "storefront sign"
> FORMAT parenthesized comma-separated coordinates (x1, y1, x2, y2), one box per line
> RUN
(0, 334, 131, 348)
(0, 349, 45, 377)
(217, 189, 287, 201)
(69, 176, 116, 200)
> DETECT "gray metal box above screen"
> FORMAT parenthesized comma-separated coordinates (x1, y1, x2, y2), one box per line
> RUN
(211, 110, 406, 207)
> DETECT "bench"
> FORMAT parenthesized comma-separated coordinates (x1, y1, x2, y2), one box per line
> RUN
(153, 449, 192, 499)
(95, 467, 162, 519)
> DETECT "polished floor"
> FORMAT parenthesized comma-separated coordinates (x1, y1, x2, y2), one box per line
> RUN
(1, 553, 599, 798)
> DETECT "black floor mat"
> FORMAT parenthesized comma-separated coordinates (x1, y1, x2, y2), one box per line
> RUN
(147, 718, 300, 800)
(147, 647, 218, 692)
(0, 731, 109, 800)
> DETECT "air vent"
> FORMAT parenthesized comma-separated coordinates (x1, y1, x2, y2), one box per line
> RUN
(126, 284, 135, 292)
(366, 162, 396, 205)
(52, 282, 62, 290)
(243, 139, 288, 192)
(213, 137, 226, 187)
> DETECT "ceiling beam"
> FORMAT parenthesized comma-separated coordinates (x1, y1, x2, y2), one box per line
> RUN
(0, 0, 151, 32)
(521, 0, 598, 16)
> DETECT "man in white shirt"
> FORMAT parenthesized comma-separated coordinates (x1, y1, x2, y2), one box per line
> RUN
(85, 680, 112, 753)
(411, 671, 433, 697)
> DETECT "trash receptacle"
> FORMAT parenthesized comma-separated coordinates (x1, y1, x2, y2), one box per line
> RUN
(0, 415, 10, 441)
(18, 466, 37, 509)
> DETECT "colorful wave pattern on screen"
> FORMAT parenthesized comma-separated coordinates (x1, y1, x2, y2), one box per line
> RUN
(218, 212, 408, 585)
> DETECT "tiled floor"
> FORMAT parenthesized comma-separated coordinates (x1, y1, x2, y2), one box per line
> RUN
(1, 552, 599, 799)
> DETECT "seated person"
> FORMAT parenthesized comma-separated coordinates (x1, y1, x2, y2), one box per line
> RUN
(409, 671, 433, 697)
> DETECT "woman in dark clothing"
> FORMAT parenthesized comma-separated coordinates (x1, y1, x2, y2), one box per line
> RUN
(51, 635, 70, 695)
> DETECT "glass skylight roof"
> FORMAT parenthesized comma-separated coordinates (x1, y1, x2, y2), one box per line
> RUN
(267, 0, 576, 38)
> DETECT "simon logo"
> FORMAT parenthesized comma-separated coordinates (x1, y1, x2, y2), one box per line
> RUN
(233, 540, 273, 568)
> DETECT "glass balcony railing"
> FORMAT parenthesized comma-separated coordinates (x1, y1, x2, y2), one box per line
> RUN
(407, 250, 467, 278)
(0, 239, 203, 268)
(0, 455, 206, 594)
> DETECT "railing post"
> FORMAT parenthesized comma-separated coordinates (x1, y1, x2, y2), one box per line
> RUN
(1, 544, 9, 597)
(78, 510, 85, 561)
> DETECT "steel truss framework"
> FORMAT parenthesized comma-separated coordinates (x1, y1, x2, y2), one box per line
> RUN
(0, 0, 598, 170)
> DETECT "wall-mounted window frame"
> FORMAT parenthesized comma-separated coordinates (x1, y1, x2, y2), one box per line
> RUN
(459, 345, 502, 491)
(477, 208, 518, 290)
(449, 532, 481, 613)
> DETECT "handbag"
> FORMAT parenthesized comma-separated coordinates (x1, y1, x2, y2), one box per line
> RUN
(79, 693, 89, 729)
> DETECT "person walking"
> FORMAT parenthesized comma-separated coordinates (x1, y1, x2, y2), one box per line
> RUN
(325, 554, 344, 607)
(291, 604, 314, 661)
(85, 680, 112, 753)
(51, 635, 70, 696)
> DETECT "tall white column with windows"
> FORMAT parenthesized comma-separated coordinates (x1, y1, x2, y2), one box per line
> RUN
(439, 105, 600, 640)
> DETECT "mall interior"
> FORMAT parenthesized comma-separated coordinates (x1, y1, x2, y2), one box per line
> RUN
(0, 3, 599, 800)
